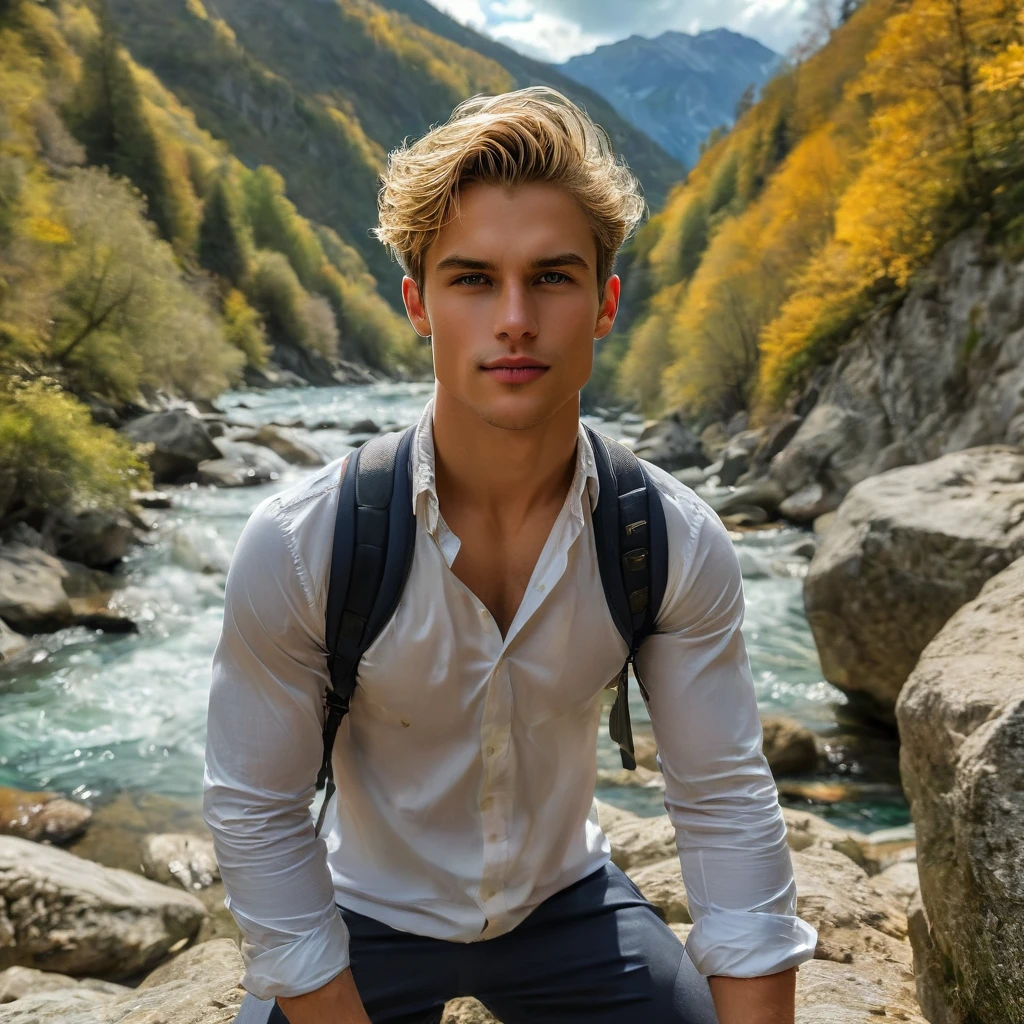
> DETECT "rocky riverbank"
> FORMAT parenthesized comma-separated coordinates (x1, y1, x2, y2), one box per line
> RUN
(0, 795, 922, 1023)
(0, 399, 408, 665)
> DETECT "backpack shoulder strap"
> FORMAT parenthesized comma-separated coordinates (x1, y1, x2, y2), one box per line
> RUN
(316, 424, 417, 834)
(584, 425, 668, 770)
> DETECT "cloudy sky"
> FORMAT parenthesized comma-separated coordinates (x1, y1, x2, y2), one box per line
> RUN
(426, 0, 811, 63)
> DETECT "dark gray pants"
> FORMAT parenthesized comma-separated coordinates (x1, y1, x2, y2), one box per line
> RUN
(237, 861, 719, 1023)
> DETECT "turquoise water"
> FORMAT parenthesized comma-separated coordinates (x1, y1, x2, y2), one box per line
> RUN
(0, 383, 907, 832)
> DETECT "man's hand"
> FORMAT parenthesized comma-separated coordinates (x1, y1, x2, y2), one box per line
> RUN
(275, 967, 372, 1024)
(708, 967, 797, 1024)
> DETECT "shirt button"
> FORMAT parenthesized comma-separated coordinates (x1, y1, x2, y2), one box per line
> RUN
(485, 888, 497, 899)
(486, 745, 495, 757)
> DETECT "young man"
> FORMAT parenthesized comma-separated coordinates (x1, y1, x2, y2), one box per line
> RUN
(205, 87, 817, 1024)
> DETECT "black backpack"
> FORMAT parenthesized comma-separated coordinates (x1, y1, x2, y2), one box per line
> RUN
(314, 423, 668, 835)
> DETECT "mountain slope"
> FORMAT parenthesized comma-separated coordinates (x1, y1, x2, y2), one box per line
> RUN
(107, 0, 684, 300)
(610, 0, 1024, 418)
(374, 0, 685, 207)
(559, 29, 779, 166)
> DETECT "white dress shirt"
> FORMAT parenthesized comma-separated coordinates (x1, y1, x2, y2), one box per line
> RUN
(203, 397, 817, 1001)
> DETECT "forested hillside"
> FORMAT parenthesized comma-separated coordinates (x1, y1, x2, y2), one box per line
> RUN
(610, 0, 1024, 422)
(106, 0, 684, 294)
(0, 0, 683, 530)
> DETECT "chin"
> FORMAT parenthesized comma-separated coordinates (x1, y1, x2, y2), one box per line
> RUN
(473, 387, 577, 432)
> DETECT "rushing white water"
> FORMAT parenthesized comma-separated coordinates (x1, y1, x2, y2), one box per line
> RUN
(0, 382, 907, 831)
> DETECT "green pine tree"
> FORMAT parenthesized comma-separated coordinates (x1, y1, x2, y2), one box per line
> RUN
(71, 0, 183, 243)
(198, 174, 251, 284)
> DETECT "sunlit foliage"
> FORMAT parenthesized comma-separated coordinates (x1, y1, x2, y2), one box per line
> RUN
(616, 0, 1024, 418)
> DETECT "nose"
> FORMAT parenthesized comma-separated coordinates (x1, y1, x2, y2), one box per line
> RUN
(493, 280, 538, 344)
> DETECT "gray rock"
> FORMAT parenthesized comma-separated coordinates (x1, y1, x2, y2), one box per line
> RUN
(760, 715, 819, 775)
(0, 621, 29, 666)
(0, 545, 72, 633)
(907, 893, 956, 1024)
(867, 861, 919, 914)
(718, 429, 764, 487)
(191, 440, 289, 488)
(0, 836, 206, 979)
(771, 231, 1024, 509)
(725, 410, 749, 437)
(699, 421, 729, 462)
(791, 845, 911, 965)
(49, 510, 136, 569)
(120, 411, 220, 484)
(349, 418, 380, 435)
(804, 447, 1024, 720)
(896, 557, 1024, 1023)
(708, 479, 786, 518)
(0, 967, 127, 1004)
(632, 416, 708, 473)
(630, 857, 691, 923)
(442, 997, 498, 1023)
(778, 483, 841, 524)
(234, 425, 325, 467)
(0, 938, 247, 1022)
(793, 957, 925, 1024)
(141, 834, 220, 892)
(0, 789, 91, 845)
(0, 545, 132, 635)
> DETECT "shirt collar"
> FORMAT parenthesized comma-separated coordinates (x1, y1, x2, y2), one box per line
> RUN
(411, 393, 600, 537)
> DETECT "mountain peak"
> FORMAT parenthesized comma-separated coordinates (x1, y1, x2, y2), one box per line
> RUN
(559, 27, 779, 166)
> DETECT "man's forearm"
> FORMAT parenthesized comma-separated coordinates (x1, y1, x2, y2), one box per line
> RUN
(709, 967, 797, 1024)
(275, 968, 372, 1024)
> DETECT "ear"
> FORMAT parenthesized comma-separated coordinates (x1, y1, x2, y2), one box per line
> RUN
(594, 275, 621, 341)
(402, 276, 431, 337)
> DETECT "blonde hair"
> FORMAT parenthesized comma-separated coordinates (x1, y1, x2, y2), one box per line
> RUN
(372, 86, 647, 290)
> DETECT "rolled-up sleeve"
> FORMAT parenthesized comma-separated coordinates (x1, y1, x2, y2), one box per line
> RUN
(635, 474, 818, 978)
(203, 488, 350, 1000)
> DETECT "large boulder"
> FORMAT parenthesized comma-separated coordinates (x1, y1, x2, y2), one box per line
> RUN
(896, 557, 1024, 1023)
(0, 837, 206, 979)
(48, 511, 137, 570)
(0, 939, 245, 1023)
(0, 967, 127, 1004)
(794, 957, 925, 1024)
(791, 845, 910, 966)
(718, 429, 764, 487)
(120, 411, 220, 484)
(632, 416, 707, 473)
(190, 440, 289, 488)
(760, 715, 819, 775)
(804, 447, 1024, 721)
(770, 231, 1024, 506)
(0, 789, 91, 845)
(234, 425, 325, 467)
(0, 545, 72, 633)
(0, 545, 134, 635)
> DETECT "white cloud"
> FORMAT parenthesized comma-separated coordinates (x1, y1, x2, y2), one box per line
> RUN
(425, 0, 811, 59)
(488, 11, 612, 63)
(426, 0, 488, 30)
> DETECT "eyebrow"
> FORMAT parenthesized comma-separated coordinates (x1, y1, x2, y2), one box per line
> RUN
(434, 251, 592, 273)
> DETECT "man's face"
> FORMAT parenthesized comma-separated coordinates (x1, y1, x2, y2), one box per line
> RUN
(402, 181, 620, 431)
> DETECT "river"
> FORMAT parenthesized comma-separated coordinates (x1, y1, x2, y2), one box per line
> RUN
(0, 382, 908, 837)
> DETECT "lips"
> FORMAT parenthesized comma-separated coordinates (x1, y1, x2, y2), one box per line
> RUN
(480, 356, 549, 384)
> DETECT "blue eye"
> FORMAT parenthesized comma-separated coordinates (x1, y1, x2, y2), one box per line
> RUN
(453, 274, 488, 286)
(540, 271, 570, 284)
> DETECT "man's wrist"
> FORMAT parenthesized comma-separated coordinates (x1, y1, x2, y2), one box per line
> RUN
(275, 967, 371, 1024)
(708, 966, 797, 1024)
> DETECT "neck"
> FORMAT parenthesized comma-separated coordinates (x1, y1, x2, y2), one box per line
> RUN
(431, 382, 580, 524)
